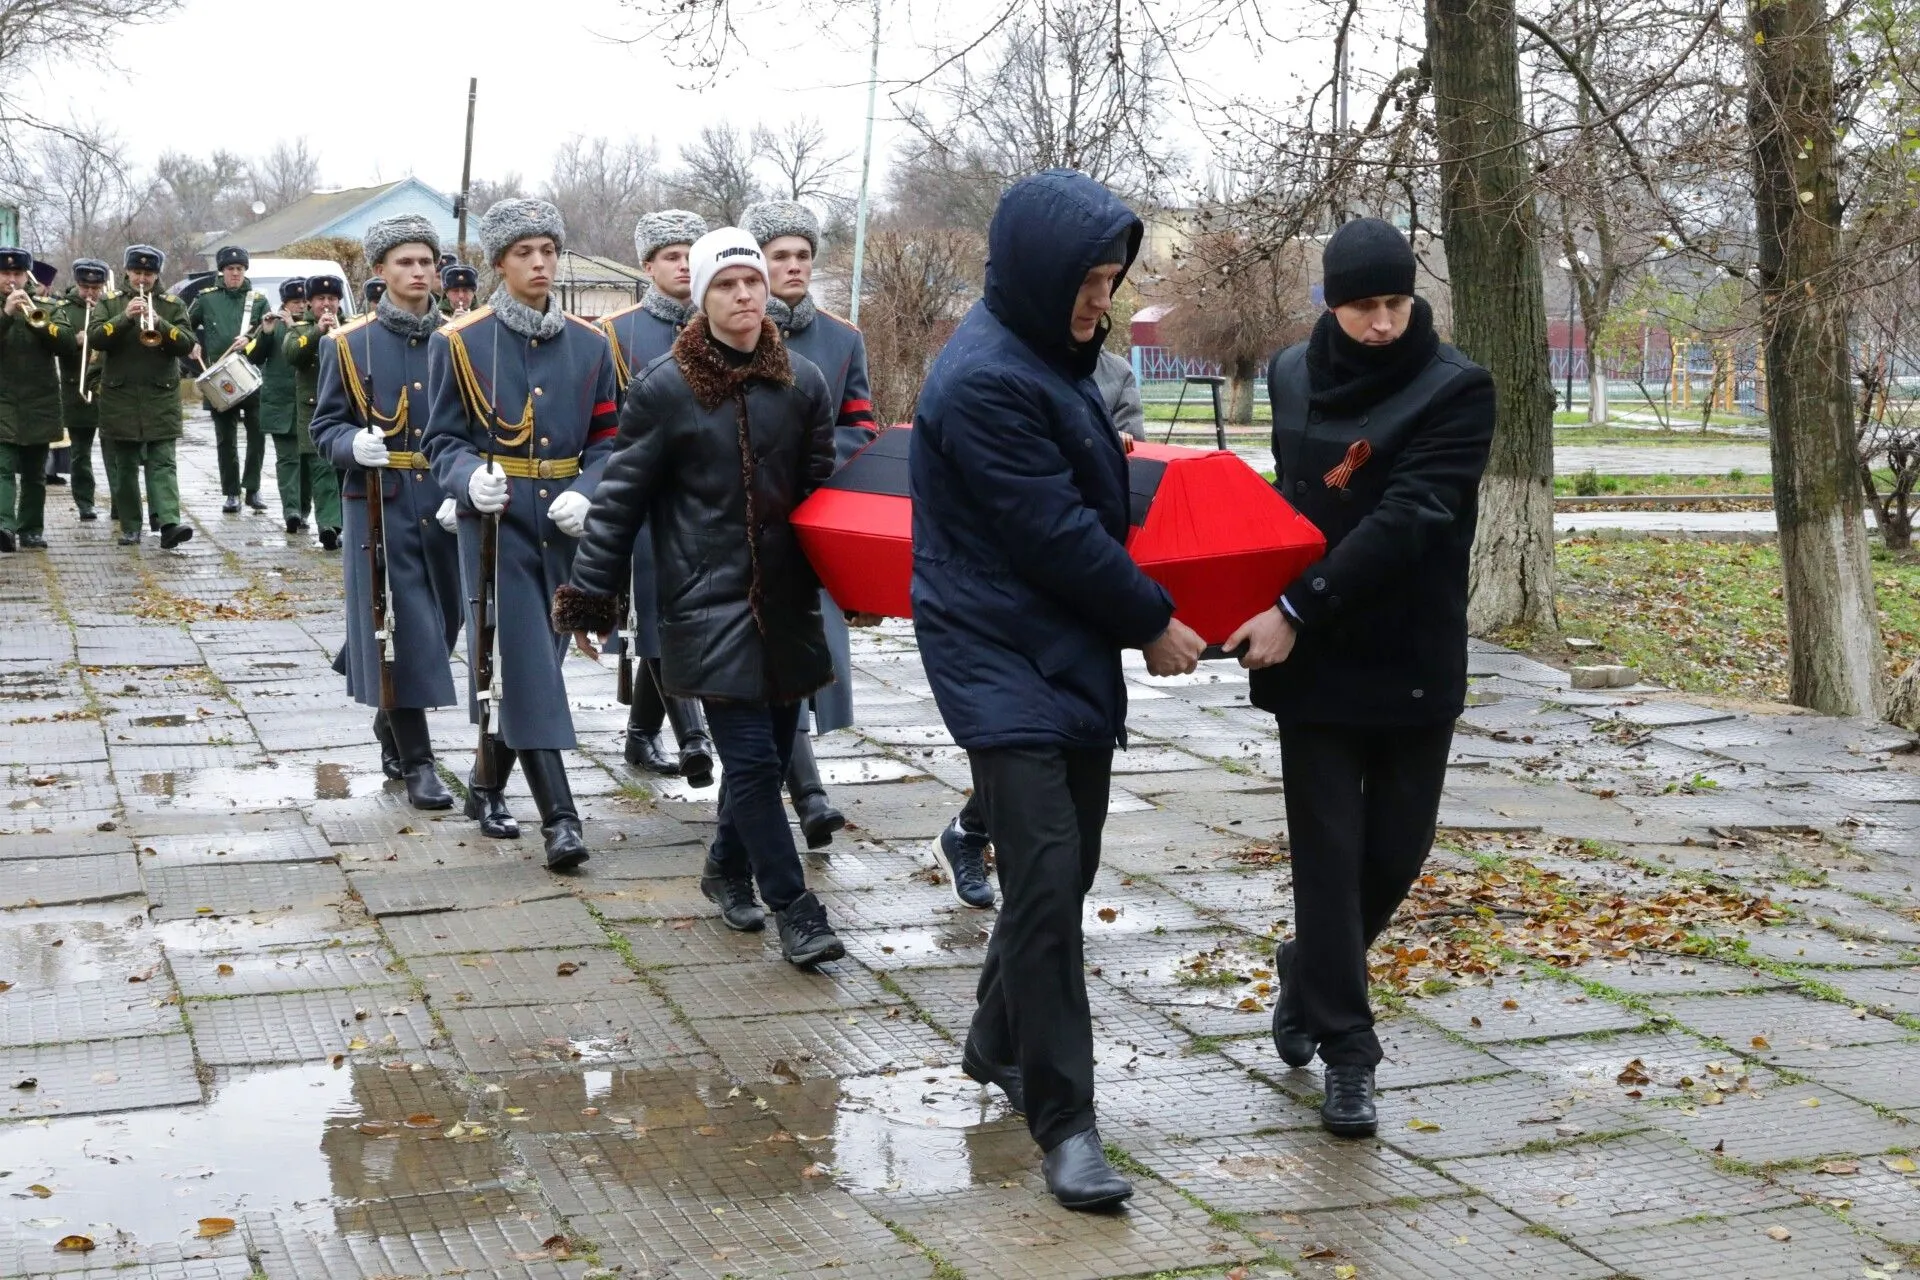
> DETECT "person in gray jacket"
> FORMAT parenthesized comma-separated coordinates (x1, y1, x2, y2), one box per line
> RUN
(745, 199, 878, 849)
(1094, 349, 1145, 441)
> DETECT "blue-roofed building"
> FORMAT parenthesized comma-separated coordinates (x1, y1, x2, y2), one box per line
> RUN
(200, 177, 457, 264)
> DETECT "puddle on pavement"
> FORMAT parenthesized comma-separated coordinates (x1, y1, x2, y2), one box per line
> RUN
(0, 1060, 486, 1250)
(0, 904, 157, 990)
(128, 760, 388, 810)
(131, 714, 196, 728)
(766, 1068, 1022, 1195)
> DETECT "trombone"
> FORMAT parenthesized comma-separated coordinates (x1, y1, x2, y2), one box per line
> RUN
(137, 288, 162, 348)
(78, 299, 95, 403)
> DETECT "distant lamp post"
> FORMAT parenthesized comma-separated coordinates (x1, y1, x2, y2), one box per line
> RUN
(250, 201, 266, 218)
(1556, 251, 1589, 413)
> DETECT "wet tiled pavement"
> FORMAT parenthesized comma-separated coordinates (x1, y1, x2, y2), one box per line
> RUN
(4, 418, 1920, 1277)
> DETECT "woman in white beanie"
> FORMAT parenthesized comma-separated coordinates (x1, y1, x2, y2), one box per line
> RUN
(555, 228, 846, 967)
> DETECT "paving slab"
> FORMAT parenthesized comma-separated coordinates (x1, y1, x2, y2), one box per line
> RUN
(696, 1006, 956, 1082)
(415, 946, 639, 1009)
(188, 986, 433, 1065)
(1130, 1129, 1459, 1213)
(382, 897, 607, 956)
(654, 958, 895, 1017)
(1576, 1203, 1902, 1279)
(519, 1119, 825, 1211)
(1377, 1071, 1636, 1159)
(346, 865, 569, 916)
(134, 825, 336, 865)
(574, 1192, 936, 1279)
(143, 860, 345, 920)
(1441, 1132, 1797, 1234)
(0, 978, 183, 1047)
(171, 942, 399, 997)
(437, 994, 696, 1072)
(1784, 1160, 1920, 1244)
(1650, 989, 1912, 1053)
(0, 1033, 201, 1117)
(1769, 1042, 1920, 1111)
(1408, 978, 1648, 1042)
(241, 1192, 583, 1280)
(1, 852, 142, 909)
(1261, 1196, 1616, 1280)
(1645, 1081, 1914, 1164)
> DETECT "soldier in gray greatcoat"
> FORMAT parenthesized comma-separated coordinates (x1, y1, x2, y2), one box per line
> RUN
(745, 200, 877, 849)
(424, 198, 621, 872)
(595, 210, 715, 786)
(311, 218, 465, 813)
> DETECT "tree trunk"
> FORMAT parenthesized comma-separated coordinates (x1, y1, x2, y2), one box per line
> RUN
(1750, 0, 1885, 716)
(1229, 357, 1257, 426)
(1587, 345, 1608, 424)
(1429, 0, 1559, 634)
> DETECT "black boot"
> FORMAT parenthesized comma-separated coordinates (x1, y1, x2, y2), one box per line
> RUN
(665, 692, 715, 788)
(786, 729, 843, 849)
(245, 490, 269, 512)
(774, 890, 845, 967)
(319, 527, 340, 550)
(285, 516, 305, 535)
(463, 737, 520, 839)
(159, 523, 192, 549)
(0, 530, 15, 552)
(520, 749, 588, 871)
(1042, 1129, 1133, 1211)
(371, 710, 403, 780)
(221, 496, 240, 515)
(623, 670, 677, 774)
(1271, 940, 1316, 1068)
(1320, 1064, 1378, 1137)
(388, 708, 453, 811)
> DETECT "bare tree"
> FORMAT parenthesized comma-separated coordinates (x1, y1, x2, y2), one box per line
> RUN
(542, 136, 666, 259)
(1749, 0, 1885, 716)
(1160, 232, 1317, 423)
(857, 223, 984, 424)
(754, 117, 853, 208)
(0, 0, 184, 177)
(892, 0, 1177, 227)
(670, 124, 764, 227)
(21, 120, 140, 265)
(251, 138, 321, 211)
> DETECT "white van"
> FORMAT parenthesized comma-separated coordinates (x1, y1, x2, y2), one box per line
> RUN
(169, 257, 357, 316)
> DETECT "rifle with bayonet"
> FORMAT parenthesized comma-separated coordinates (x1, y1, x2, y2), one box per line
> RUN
(366, 446, 396, 709)
(472, 444, 502, 786)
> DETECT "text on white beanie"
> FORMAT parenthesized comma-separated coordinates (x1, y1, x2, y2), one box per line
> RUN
(689, 227, 770, 315)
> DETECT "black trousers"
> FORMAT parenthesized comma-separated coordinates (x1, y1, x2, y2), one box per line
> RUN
(967, 744, 1111, 1152)
(1279, 720, 1454, 1067)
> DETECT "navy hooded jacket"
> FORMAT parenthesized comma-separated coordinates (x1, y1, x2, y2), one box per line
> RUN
(909, 170, 1175, 751)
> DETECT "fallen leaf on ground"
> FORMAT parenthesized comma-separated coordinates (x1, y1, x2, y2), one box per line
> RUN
(196, 1217, 235, 1238)
(556, 961, 581, 977)
(1407, 1118, 1442, 1133)
(1096, 907, 1118, 922)
(403, 1113, 439, 1129)
(1816, 1160, 1858, 1176)
(53, 1235, 93, 1252)
(1751, 1035, 1770, 1049)
(1765, 1225, 1791, 1242)
(1885, 1156, 1917, 1173)
(215, 964, 234, 977)
(802, 1162, 830, 1178)
(25, 1185, 51, 1198)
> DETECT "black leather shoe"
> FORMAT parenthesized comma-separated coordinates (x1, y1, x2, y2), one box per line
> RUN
(17, 533, 46, 550)
(1272, 940, 1316, 1068)
(936, 819, 995, 909)
(0, 530, 15, 552)
(319, 527, 340, 550)
(624, 729, 678, 775)
(1320, 1063, 1378, 1137)
(148, 513, 160, 531)
(701, 863, 766, 932)
(285, 516, 305, 535)
(159, 523, 192, 549)
(245, 491, 269, 512)
(221, 496, 240, 514)
(664, 694, 714, 788)
(775, 890, 845, 967)
(961, 1039, 1024, 1112)
(116, 532, 140, 546)
(77, 507, 97, 521)
(1042, 1129, 1133, 1211)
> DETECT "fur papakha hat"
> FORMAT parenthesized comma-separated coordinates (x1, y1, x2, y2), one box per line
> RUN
(742, 200, 820, 253)
(479, 198, 565, 266)
(363, 214, 441, 267)
(633, 210, 707, 264)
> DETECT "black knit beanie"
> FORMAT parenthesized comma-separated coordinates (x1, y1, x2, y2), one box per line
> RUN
(1322, 217, 1416, 308)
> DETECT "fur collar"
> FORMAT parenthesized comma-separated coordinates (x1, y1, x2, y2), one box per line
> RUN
(672, 314, 792, 411)
(642, 284, 694, 327)
(487, 284, 567, 341)
(376, 294, 443, 340)
(765, 292, 817, 335)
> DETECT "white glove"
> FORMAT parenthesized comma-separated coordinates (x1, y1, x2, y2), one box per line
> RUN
(435, 497, 459, 533)
(351, 428, 390, 468)
(547, 489, 590, 538)
(468, 462, 508, 514)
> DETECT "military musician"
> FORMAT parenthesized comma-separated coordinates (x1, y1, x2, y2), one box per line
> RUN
(45, 259, 112, 525)
(438, 264, 477, 318)
(0, 247, 63, 551)
(91, 246, 195, 548)
(188, 246, 271, 515)
(252, 277, 344, 548)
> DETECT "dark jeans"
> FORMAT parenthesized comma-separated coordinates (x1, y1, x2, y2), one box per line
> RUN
(1279, 720, 1454, 1067)
(956, 791, 988, 839)
(704, 699, 807, 912)
(967, 744, 1111, 1152)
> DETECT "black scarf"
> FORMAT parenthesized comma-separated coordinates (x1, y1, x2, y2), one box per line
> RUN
(1305, 297, 1438, 414)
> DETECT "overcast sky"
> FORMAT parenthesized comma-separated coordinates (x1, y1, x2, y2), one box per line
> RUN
(15, 0, 1392, 203)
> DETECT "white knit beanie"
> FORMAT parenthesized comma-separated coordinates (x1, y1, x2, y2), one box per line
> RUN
(688, 227, 770, 315)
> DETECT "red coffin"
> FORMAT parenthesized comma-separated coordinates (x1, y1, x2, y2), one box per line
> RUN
(790, 426, 1327, 645)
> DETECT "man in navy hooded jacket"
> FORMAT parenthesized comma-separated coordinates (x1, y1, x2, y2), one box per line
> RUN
(911, 170, 1205, 1211)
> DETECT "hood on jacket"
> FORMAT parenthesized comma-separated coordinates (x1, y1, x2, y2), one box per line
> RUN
(983, 169, 1141, 377)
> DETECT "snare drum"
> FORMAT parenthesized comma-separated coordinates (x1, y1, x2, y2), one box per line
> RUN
(194, 350, 262, 412)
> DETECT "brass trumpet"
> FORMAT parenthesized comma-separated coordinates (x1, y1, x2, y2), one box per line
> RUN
(137, 288, 162, 348)
(8, 290, 47, 329)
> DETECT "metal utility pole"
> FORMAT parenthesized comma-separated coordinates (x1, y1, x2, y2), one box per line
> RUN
(456, 78, 478, 262)
(847, 0, 881, 325)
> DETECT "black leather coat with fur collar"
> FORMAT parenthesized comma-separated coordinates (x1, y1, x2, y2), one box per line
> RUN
(555, 315, 837, 705)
